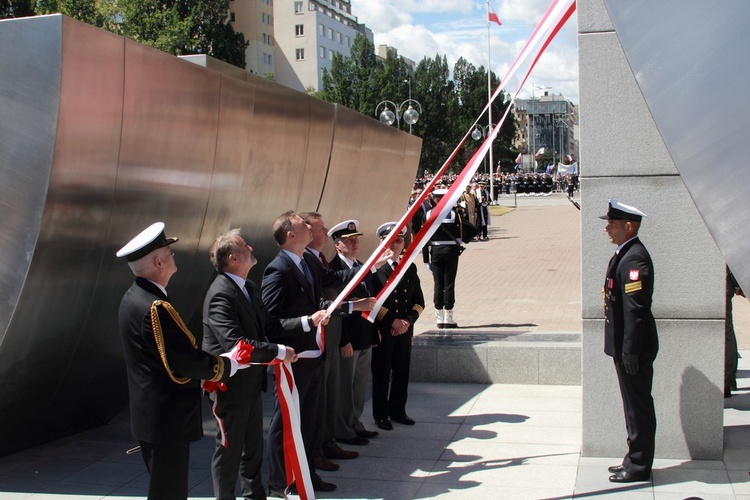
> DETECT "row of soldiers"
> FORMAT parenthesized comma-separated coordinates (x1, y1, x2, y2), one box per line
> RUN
(115, 213, 424, 499)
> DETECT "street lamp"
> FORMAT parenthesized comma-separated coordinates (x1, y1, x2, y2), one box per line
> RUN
(376, 99, 422, 134)
(472, 124, 497, 199)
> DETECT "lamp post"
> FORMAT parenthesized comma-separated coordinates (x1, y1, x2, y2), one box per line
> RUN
(376, 78, 422, 134)
(375, 99, 422, 134)
(472, 124, 496, 199)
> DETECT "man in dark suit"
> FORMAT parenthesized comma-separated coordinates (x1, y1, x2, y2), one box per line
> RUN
(203, 229, 298, 500)
(371, 222, 425, 431)
(261, 211, 378, 497)
(116, 222, 237, 500)
(299, 212, 358, 472)
(600, 199, 658, 483)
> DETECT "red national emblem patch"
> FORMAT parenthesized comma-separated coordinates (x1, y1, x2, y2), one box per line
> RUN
(629, 269, 640, 281)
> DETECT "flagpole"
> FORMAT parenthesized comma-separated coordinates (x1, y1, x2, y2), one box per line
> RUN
(486, 0, 494, 200)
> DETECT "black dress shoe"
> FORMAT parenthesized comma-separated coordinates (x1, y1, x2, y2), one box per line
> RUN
(324, 444, 358, 460)
(314, 457, 340, 471)
(375, 417, 393, 430)
(337, 436, 369, 445)
(608, 470, 651, 483)
(312, 473, 337, 492)
(607, 464, 624, 473)
(357, 429, 379, 439)
(391, 414, 416, 425)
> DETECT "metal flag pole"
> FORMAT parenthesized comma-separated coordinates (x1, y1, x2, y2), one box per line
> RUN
(486, 0, 495, 200)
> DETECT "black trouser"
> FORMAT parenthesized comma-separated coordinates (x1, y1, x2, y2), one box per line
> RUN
(614, 358, 656, 476)
(430, 245, 460, 309)
(139, 440, 190, 500)
(371, 328, 413, 420)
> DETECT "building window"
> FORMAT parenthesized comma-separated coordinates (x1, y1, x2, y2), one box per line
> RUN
(327, 27, 333, 39)
(294, 1, 303, 13)
(337, 32, 342, 44)
(229, 12, 235, 23)
(295, 24, 304, 36)
(310, 2, 316, 10)
(319, 23, 324, 35)
(319, 46, 326, 58)
(345, 35, 350, 47)
(296, 48, 305, 61)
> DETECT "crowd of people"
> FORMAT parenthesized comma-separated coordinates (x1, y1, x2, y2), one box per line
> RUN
(418, 171, 579, 201)
(116, 213, 425, 499)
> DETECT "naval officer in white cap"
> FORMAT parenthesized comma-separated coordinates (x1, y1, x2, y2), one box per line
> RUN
(600, 199, 658, 484)
(116, 222, 237, 500)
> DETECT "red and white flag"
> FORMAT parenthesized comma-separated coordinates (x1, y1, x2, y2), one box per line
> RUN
(515, 152, 523, 164)
(535, 147, 546, 156)
(488, 5, 502, 26)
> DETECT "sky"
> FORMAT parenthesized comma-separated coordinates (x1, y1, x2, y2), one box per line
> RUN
(350, 0, 579, 105)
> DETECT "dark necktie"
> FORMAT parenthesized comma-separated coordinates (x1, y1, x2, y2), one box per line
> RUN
(300, 259, 314, 286)
(320, 252, 329, 270)
(243, 280, 253, 306)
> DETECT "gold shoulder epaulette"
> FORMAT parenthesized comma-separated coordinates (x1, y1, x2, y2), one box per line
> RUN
(150, 300, 196, 385)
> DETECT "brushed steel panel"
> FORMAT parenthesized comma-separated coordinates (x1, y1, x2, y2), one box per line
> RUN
(0, 14, 423, 455)
(604, 0, 750, 292)
(0, 15, 61, 345)
(319, 107, 421, 258)
(111, 38, 221, 317)
(0, 16, 125, 452)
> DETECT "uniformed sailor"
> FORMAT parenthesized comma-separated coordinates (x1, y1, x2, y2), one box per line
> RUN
(371, 222, 425, 430)
(601, 199, 658, 483)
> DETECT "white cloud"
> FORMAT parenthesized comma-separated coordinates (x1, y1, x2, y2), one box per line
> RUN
(351, 0, 579, 104)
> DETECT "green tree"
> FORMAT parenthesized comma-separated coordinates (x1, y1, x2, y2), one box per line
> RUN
(412, 54, 457, 176)
(1, 0, 34, 17)
(6, 0, 248, 69)
(318, 35, 383, 114)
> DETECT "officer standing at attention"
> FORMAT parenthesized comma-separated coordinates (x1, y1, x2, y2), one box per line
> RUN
(116, 222, 239, 500)
(601, 199, 658, 483)
(371, 222, 425, 431)
(425, 188, 464, 329)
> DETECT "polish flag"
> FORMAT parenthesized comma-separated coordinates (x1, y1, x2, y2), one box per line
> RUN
(489, 7, 502, 26)
(515, 152, 523, 164)
(535, 147, 546, 156)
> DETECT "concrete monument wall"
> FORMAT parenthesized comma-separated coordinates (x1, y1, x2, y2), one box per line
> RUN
(578, 0, 726, 459)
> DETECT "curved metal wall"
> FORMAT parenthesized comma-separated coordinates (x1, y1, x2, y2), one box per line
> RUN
(0, 14, 421, 455)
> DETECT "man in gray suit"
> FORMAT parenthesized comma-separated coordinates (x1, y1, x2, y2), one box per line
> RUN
(203, 229, 297, 499)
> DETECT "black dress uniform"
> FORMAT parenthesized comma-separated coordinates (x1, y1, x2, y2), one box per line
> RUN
(602, 203, 658, 481)
(117, 223, 232, 500)
(371, 259, 424, 423)
(425, 202, 463, 326)
(119, 277, 231, 500)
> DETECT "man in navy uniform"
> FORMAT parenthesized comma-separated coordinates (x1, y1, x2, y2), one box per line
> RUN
(424, 189, 464, 329)
(326, 220, 380, 446)
(202, 229, 298, 499)
(371, 222, 425, 430)
(117, 222, 240, 500)
(601, 199, 658, 483)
